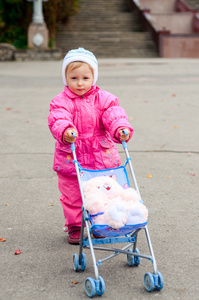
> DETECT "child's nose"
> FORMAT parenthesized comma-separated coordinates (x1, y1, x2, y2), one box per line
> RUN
(77, 80, 83, 86)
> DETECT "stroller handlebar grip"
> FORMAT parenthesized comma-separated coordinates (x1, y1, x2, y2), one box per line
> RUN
(122, 141, 127, 149)
(70, 132, 76, 151)
(71, 143, 75, 151)
(122, 129, 128, 149)
(122, 129, 128, 136)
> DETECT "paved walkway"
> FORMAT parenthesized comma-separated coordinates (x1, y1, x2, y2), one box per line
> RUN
(0, 58, 199, 299)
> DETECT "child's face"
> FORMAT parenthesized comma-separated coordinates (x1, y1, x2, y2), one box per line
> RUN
(66, 63, 94, 96)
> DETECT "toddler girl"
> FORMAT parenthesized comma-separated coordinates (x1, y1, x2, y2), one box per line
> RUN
(48, 48, 134, 244)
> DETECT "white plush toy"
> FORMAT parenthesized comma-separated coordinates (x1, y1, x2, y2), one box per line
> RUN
(83, 176, 148, 229)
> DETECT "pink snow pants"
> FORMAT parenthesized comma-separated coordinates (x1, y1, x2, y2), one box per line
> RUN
(58, 174, 82, 228)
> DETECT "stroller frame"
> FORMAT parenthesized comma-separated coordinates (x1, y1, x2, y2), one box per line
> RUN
(71, 140, 164, 297)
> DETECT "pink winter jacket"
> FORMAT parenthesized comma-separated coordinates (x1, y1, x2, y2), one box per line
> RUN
(48, 85, 134, 176)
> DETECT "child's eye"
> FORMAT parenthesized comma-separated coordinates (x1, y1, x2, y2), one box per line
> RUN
(72, 77, 77, 80)
(84, 77, 89, 80)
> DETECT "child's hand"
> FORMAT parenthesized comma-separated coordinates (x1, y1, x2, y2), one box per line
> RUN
(64, 129, 78, 143)
(118, 128, 130, 141)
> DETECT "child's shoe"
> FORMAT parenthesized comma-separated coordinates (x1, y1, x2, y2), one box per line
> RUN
(68, 226, 81, 244)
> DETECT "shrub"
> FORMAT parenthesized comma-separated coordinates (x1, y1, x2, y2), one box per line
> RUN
(0, 0, 31, 48)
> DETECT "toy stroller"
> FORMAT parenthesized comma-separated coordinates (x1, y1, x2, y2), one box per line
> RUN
(70, 131, 164, 297)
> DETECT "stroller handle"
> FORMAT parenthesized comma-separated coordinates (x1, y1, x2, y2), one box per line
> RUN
(71, 130, 128, 150)
(70, 132, 76, 151)
(122, 129, 128, 149)
(71, 128, 141, 197)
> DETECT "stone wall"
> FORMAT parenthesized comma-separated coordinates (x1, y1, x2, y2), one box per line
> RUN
(15, 49, 62, 61)
(160, 35, 199, 57)
(0, 44, 16, 61)
(0, 43, 62, 61)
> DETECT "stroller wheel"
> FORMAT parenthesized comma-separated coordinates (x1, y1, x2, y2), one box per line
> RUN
(144, 272, 155, 292)
(127, 249, 134, 266)
(80, 253, 87, 271)
(134, 248, 141, 266)
(155, 271, 164, 290)
(96, 276, 105, 296)
(85, 277, 96, 297)
(73, 253, 79, 271)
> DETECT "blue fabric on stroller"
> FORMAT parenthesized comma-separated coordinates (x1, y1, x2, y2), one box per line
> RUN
(79, 165, 147, 238)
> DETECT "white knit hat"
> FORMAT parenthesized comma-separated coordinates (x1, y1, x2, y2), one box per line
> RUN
(62, 48, 98, 86)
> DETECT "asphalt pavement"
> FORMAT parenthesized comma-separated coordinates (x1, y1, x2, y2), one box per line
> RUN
(0, 58, 199, 300)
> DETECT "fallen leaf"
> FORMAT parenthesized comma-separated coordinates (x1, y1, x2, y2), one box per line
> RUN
(147, 174, 152, 178)
(15, 249, 21, 255)
(72, 281, 78, 285)
(129, 117, 133, 120)
(190, 173, 195, 176)
(172, 94, 176, 97)
(0, 238, 6, 242)
(6, 107, 12, 111)
(173, 125, 178, 129)
(48, 201, 55, 206)
(166, 176, 171, 178)
(6, 203, 10, 206)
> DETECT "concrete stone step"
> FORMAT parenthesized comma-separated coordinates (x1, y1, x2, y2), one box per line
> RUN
(58, 13, 135, 23)
(57, 23, 140, 32)
(79, 0, 127, 12)
(55, 0, 158, 58)
(56, 31, 152, 39)
(57, 13, 141, 32)
(185, 0, 199, 9)
(58, 48, 157, 58)
(55, 32, 157, 58)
